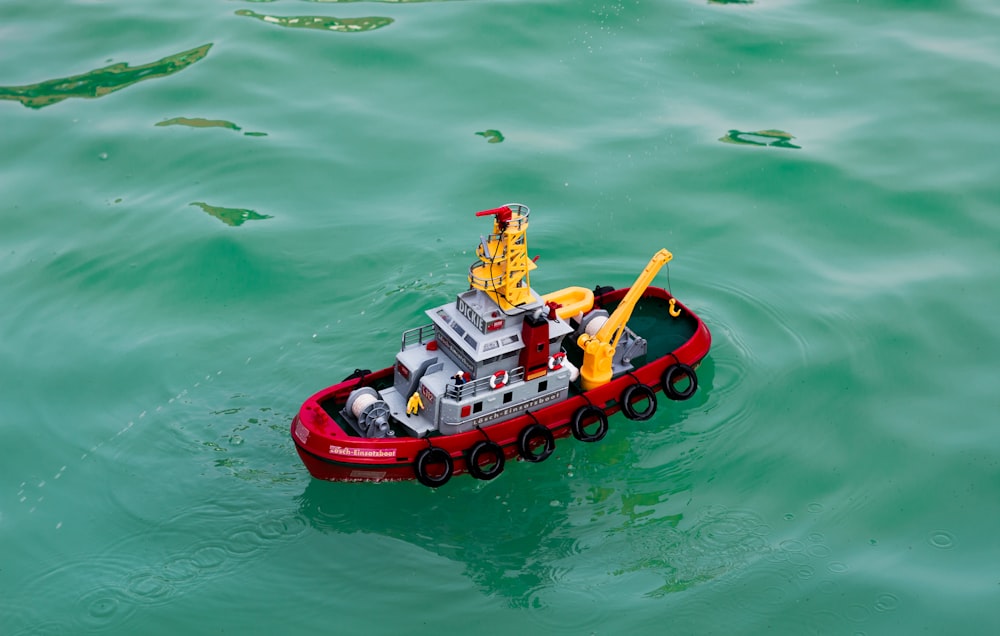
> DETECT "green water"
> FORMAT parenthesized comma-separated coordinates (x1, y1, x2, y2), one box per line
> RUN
(3, 0, 999, 633)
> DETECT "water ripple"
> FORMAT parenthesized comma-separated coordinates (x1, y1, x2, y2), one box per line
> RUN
(873, 592, 899, 612)
(524, 584, 606, 630)
(928, 530, 955, 549)
(7, 504, 309, 633)
(601, 505, 771, 598)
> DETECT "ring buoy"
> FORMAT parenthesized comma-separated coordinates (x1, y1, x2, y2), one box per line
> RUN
(414, 447, 453, 488)
(662, 363, 698, 401)
(548, 352, 566, 371)
(571, 405, 608, 442)
(621, 383, 657, 421)
(517, 424, 554, 462)
(489, 370, 509, 390)
(466, 441, 505, 480)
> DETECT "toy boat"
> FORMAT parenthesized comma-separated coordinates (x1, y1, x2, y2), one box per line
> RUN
(291, 204, 711, 487)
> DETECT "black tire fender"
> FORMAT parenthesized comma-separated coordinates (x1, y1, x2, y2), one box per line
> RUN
(570, 405, 609, 443)
(662, 363, 698, 401)
(466, 441, 505, 480)
(414, 446, 453, 488)
(517, 424, 555, 462)
(621, 383, 658, 421)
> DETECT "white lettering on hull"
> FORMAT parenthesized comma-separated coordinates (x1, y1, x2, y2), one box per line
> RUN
(329, 445, 397, 459)
(463, 391, 562, 428)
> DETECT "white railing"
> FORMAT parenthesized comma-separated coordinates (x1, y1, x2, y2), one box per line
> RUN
(444, 366, 525, 400)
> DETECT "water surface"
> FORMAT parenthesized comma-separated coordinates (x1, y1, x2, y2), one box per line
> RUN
(3, 0, 999, 633)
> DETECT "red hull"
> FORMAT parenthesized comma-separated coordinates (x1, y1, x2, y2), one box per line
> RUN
(291, 286, 711, 484)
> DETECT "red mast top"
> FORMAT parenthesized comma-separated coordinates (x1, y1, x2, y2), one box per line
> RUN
(475, 205, 513, 232)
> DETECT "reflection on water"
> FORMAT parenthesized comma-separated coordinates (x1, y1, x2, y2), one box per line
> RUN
(156, 117, 268, 137)
(609, 505, 770, 597)
(190, 202, 273, 226)
(0, 44, 212, 109)
(709, 0, 754, 5)
(719, 129, 801, 149)
(296, 426, 763, 608)
(297, 479, 578, 609)
(235, 10, 393, 32)
(157, 117, 241, 131)
(475, 129, 504, 143)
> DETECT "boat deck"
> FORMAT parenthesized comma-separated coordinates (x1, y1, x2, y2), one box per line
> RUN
(561, 293, 699, 370)
(318, 289, 700, 440)
(378, 386, 437, 437)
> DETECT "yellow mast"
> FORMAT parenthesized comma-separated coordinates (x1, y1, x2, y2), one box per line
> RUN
(468, 204, 537, 310)
(577, 248, 673, 390)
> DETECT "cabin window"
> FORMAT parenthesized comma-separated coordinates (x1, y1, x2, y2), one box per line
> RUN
(503, 392, 513, 404)
(538, 381, 548, 393)
(473, 401, 483, 413)
(482, 350, 520, 367)
(536, 343, 545, 353)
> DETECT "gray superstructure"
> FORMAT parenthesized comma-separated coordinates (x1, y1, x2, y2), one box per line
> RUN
(344, 286, 578, 438)
(338, 203, 604, 438)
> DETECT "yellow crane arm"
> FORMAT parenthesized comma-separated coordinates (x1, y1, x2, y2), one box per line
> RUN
(577, 248, 673, 390)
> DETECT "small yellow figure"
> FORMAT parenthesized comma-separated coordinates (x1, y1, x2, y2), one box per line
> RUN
(406, 391, 424, 418)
